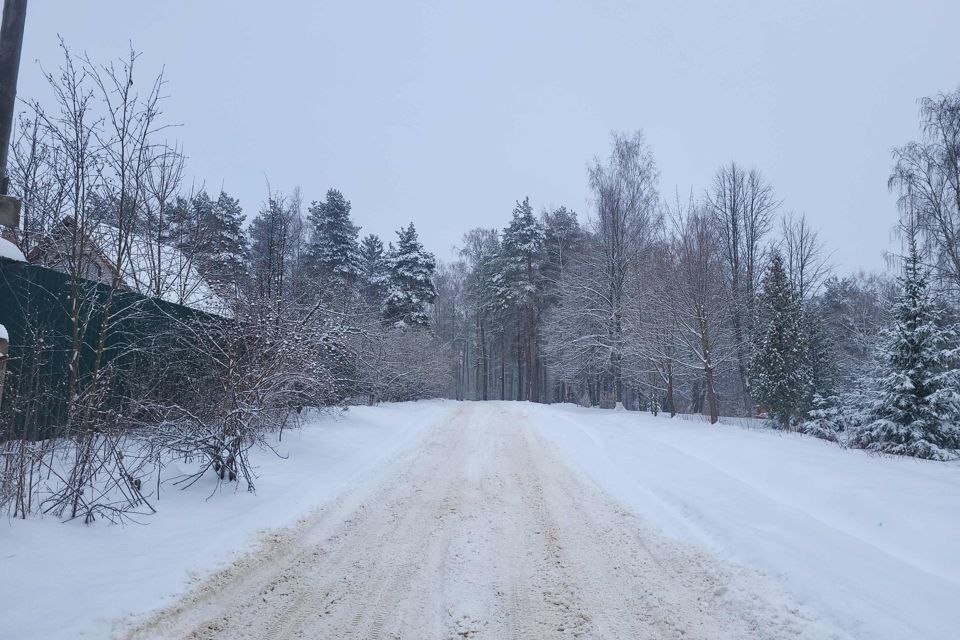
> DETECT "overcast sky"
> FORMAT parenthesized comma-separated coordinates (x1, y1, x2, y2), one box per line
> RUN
(16, 1, 960, 273)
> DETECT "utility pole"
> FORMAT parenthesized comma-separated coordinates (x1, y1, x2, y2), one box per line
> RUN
(0, 0, 26, 227)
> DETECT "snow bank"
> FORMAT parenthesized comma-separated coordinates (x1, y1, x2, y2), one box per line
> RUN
(531, 403, 960, 640)
(0, 237, 25, 262)
(0, 401, 452, 640)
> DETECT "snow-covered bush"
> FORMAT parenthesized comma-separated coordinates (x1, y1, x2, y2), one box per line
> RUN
(799, 394, 850, 442)
(352, 321, 451, 403)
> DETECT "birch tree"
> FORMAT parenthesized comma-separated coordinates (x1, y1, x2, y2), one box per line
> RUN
(587, 131, 659, 405)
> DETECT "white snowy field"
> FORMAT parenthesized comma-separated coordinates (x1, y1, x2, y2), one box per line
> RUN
(1, 400, 958, 639)
(530, 403, 960, 640)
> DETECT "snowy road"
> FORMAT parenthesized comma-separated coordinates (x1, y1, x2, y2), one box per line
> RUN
(122, 403, 843, 640)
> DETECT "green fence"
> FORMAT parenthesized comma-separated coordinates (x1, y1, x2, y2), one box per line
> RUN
(0, 257, 222, 440)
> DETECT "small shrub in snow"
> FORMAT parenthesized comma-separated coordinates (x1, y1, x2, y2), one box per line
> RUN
(799, 394, 847, 442)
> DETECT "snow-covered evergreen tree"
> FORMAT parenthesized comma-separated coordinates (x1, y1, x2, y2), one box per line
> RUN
(162, 190, 247, 296)
(186, 191, 216, 261)
(800, 394, 847, 441)
(207, 191, 248, 293)
(849, 237, 960, 460)
(749, 251, 809, 429)
(497, 197, 546, 400)
(498, 197, 545, 303)
(359, 233, 389, 305)
(383, 223, 437, 328)
(305, 189, 360, 284)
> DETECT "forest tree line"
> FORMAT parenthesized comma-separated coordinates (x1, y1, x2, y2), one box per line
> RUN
(429, 93, 960, 460)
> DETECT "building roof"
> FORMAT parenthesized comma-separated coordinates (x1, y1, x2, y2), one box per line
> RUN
(31, 217, 232, 317)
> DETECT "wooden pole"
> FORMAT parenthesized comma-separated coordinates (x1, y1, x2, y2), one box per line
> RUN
(0, 0, 27, 191)
(0, 0, 27, 230)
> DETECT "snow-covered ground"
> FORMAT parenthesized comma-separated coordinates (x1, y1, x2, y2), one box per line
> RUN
(531, 403, 960, 640)
(2, 401, 958, 639)
(119, 402, 845, 640)
(0, 401, 451, 640)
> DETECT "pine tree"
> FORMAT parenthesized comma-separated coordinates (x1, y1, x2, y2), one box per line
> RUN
(383, 223, 437, 328)
(849, 237, 960, 460)
(305, 189, 360, 284)
(498, 198, 544, 298)
(498, 197, 545, 401)
(749, 251, 809, 429)
(165, 192, 214, 269)
(190, 191, 217, 259)
(206, 191, 248, 293)
(359, 233, 389, 305)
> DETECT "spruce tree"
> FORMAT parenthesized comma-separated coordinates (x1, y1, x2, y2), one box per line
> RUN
(801, 394, 846, 442)
(207, 191, 248, 293)
(383, 223, 437, 328)
(850, 238, 960, 459)
(749, 251, 809, 429)
(305, 189, 361, 284)
(359, 233, 389, 305)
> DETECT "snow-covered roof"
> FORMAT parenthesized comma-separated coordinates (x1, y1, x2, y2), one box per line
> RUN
(0, 237, 25, 262)
(87, 224, 232, 317)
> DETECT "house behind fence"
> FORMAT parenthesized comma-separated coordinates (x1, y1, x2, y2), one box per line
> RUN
(0, 255, 224, 441)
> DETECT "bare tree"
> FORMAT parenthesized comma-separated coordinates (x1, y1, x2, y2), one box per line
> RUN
(9, 111, 65, 253)
(587, 131, 659, 405)
(85, 46, 168, 395)
(890, 87, 960, 302)
(629, 232, 682, 415)
(141, 142, 185, 298)
(29, 41, 105, 404)
(667, 200, 734, 423)
(706, 162, 778, 414)
(780, 212, 831, 301)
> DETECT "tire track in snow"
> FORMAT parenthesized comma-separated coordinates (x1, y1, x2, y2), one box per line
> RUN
(119, 402, 847, 640)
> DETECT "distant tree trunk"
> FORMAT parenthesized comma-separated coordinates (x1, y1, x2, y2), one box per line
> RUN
(701, 319, 719, 424)
(611, 315, 623, 405)
(516, 333, 524, 401)
(704, 363, 719, 424)
(731, 311, 750, 415)
(525, 254, 539, 403)
(500, 335, 506, 400)
(462, 328, 469, 400)
(477, 318, 488, 400)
